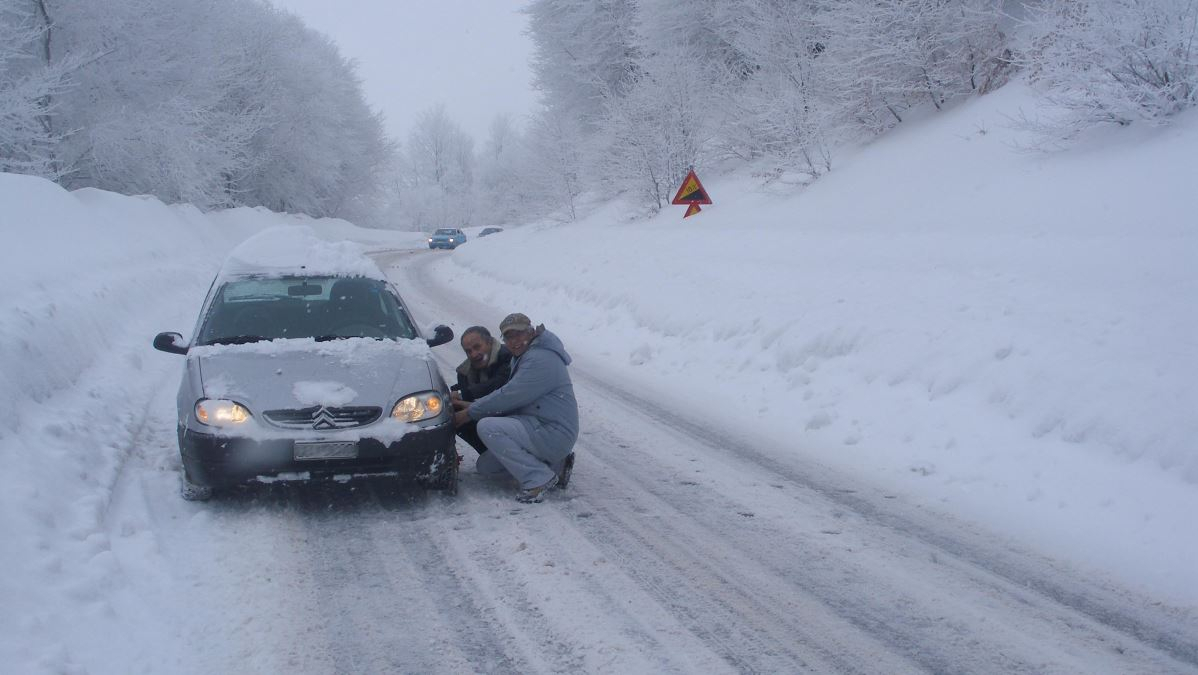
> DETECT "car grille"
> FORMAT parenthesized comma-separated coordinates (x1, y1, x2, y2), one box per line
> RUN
(263, 405, 382, 430)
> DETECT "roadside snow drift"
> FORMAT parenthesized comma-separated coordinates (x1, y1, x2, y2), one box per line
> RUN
(435, 83, 1198, 606)
(0, 176, 422, 672)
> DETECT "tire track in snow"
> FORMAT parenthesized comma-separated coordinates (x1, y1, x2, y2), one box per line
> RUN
(576, 369, 1198, 672)
(374, 474, 730, 674)
(570, 413, 1193, 674)
(367, 492, 537, 675)
(273, 483, 531, 674)
(555, 442, 925, 674)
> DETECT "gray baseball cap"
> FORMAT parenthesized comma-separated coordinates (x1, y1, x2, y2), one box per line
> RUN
(499, 312, 532, 334)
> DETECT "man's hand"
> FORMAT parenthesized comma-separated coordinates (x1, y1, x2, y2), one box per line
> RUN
(450, 391, 463, 404)
(453, 407, 472, 428)
(451, 397, 470, 411)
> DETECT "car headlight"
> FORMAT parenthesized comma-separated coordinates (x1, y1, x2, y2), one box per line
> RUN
(427, 238, 433, 242)
(391, 392, 444, 422)
(448, 238, 455, 242)
(195, 399, 251, 426)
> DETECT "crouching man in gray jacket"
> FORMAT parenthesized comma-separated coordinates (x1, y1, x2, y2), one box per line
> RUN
(452, 312, 578, 503)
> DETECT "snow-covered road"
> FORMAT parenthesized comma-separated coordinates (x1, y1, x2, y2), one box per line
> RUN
(72, 247, 1197, 674)
(385, 249, 1198, 673)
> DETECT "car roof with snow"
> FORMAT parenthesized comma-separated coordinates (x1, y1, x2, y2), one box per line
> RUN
(217, 226, 385, 281)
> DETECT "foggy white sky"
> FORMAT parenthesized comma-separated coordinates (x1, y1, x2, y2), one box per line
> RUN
(269, 0, 538, 144)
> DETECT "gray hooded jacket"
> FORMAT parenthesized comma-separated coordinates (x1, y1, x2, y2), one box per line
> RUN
(467, 328, 579, 459)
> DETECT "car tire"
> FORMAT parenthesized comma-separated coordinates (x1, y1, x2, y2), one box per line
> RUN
(425, 451, 459, 495)
(180, 473, 214, 501)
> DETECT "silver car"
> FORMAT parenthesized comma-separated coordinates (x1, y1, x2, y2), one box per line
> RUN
(153, 261, 457, 501)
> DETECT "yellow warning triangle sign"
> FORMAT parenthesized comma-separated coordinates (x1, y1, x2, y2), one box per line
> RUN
(671, 169, 712, 205)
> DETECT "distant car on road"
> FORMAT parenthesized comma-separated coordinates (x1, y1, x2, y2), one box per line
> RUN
(478, 227, 504, 237)
(153, 228, 458, 501)
(428, 228, 466, 249)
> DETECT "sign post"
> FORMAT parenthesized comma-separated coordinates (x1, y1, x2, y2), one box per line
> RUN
(671, 168, 712, 218)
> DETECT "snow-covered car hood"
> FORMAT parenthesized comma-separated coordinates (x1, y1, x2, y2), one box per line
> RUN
(190, 337, 435, 413)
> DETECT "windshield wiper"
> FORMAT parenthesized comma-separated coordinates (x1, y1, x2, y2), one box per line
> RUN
(315, 334, 392, 342)
(203, 335, 267, 346)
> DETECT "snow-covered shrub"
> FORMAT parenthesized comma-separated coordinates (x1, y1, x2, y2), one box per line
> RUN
(1017, 0, 1198, 139)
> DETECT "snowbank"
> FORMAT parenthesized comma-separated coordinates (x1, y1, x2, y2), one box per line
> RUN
(0, 176, 421, 672)
(437, 82, 1198, 606)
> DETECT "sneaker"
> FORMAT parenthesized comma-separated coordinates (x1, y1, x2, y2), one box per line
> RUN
(556, 453, 575, 489)
(517, 473, 559, 503)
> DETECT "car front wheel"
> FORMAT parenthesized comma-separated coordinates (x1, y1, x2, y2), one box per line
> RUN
(180, 473, 214, 501)
(422, 449, 459, 495)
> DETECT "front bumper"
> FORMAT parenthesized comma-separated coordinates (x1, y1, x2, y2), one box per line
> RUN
(180, 422, 456, 488)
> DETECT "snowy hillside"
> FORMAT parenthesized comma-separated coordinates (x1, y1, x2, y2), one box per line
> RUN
(435, 82, 1198, 604)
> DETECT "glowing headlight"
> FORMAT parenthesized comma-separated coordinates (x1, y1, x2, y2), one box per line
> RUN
(391, 392, 444, 422)
(195, 399, 251, 426)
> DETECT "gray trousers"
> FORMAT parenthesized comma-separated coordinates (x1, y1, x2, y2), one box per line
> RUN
(476, 417, 566, 489)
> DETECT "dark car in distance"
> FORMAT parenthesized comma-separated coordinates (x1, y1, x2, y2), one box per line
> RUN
(428, 228, 466, 249)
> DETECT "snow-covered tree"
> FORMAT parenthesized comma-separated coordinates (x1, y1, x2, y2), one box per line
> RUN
(636, 0, 754, 81)
(817, 0, 1008, 133)
(217, 6, 393, 219)
(0, 0, 75, 178)
(525, 0, 640, 130)
(401, 104, 475, 230)
(714, 0, 839, 176)
(43, 0, 268, 206)
(520, 106, 586, 221)
(1, 0, 392, 220)
(596, 42, 717, 211)
(1016, 0, 1198, 140)
(477, 113, 531, 225)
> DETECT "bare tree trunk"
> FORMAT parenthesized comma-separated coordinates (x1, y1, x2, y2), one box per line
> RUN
(33, 0, 53, 135)
(31, 0, 63, 178)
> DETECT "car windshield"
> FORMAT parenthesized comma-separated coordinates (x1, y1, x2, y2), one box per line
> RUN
(196, 276, 418, 345)
(434, 229, 457, 235)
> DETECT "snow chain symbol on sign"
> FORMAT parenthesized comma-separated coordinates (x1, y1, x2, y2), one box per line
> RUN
(670, 168, 712, 218)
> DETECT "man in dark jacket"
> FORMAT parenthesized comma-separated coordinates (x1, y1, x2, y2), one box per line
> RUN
(451, 326, 512, 455)
(453, 312, 578, 503)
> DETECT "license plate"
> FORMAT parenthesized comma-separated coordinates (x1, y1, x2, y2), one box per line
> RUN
(294, 441, 358, 460)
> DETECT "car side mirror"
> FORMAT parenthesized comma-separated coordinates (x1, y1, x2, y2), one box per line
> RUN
(153, 331, 189, 355)
(426, 324, 454, 348)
